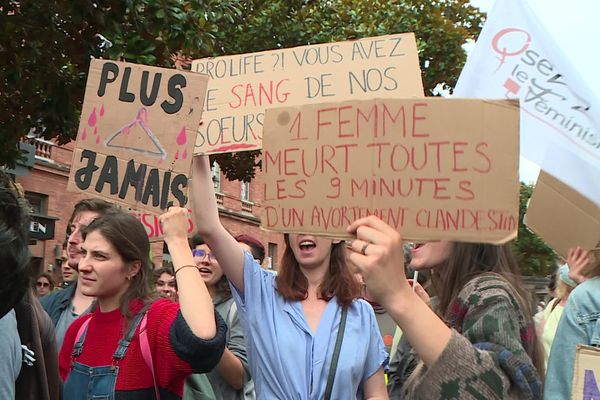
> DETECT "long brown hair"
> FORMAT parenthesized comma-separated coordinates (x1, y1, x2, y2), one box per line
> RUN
(428, 242, 545, 375)
(275, 235, 360, 307)
(82, 209, 156, 327)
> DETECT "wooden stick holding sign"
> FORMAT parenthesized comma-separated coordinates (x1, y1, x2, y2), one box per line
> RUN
(261, 98, 520, 244)
(67, 59, 209, 214)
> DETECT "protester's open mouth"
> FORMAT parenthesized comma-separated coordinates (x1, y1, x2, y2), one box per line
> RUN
(198, 267, 211, 274)
(299, 240, 316, 251)
(412, 243, 424, 252)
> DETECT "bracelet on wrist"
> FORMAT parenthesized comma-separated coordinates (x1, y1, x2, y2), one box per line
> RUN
(175, 264, 198, 277)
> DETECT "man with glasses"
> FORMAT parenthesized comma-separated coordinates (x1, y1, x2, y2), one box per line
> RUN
(40, 198, 115, 351)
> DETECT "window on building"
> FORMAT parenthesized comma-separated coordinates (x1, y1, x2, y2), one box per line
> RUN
(25, 192, 48, 215)
(212, 161, 222, 193)
(268, 242, 278, 270)
(241, 181, 251, 202)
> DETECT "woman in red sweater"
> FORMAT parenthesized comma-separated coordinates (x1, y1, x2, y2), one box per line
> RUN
(59, 207, 226, 399)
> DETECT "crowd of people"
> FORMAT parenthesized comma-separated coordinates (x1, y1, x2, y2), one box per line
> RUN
(1, 155, 598, 400)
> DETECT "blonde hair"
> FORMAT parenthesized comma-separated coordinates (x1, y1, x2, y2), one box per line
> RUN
(587, 254, 600, 278)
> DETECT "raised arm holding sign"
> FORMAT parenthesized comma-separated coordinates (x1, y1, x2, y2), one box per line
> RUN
(252, 96, 540, 399)
(190, 155, 388, 399)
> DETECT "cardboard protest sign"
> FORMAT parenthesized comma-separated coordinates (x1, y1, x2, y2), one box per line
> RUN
(67, 59, 208, 214)
(261, 98, 520, 244)
(191, 33, 423, 154)
(572, 345, 600, 400)
(116, 204, 196, 242)
(525, 171, 600, 259)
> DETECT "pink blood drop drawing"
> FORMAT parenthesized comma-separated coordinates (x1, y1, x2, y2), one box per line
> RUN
(95, 135, 100, 144)
(174, 150, 180, 160)
(88, 107, 97, 127)
(93, 127, 98, 135)
(81, 128, 87, 141)
(100, 104, 105, 117)
(182, 148, 188, 160)
(176, 127, 186, 145)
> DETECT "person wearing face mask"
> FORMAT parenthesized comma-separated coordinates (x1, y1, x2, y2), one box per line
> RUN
(544, 247, 599, 400)
(189, 156, 388, 399)
(347, 216, 544, 400)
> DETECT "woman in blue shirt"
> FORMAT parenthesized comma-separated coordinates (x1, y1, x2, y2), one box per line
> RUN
(190, 156, 388, 399)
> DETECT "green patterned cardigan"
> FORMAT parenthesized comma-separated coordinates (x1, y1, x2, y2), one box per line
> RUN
(387, 273, 543, 399)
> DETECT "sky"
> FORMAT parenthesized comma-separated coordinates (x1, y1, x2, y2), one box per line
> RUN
(465, 0, 600, 184)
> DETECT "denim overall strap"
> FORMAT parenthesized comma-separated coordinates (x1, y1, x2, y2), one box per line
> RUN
(113, 304, 151, 360)
(64, 304, 155, 400)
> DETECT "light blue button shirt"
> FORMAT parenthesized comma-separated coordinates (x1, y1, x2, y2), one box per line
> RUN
(544, 276, 600, 400)
(230, 252, 388, 399)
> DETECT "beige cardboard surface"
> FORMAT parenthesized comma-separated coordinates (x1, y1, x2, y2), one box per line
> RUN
(525, 171, 600, 259)
(131, 209, 195, 242)
(191, 33, 423, 154)
(113, 203, 196, 242)
(261, 98, 520, 243)
(67, 59, 208, 214)
(571, 345, 600, 400)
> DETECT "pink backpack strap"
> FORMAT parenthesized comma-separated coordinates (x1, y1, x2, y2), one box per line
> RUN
(71, 317, 93, 360)
(139, 313, 160, 400)
(74, 317, 92, 344)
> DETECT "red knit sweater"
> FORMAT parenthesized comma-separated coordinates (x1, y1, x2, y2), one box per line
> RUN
(59, 299, 192, 398)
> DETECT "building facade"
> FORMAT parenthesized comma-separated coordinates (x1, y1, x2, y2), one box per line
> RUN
(15, 138, 285, 283)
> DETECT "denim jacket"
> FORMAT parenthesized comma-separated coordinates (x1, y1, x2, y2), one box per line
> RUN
(544, 276, 600, 399)
(39, 283, 75, 326)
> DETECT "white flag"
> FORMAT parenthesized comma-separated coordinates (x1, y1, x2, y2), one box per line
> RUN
(455, 0, 600, 206)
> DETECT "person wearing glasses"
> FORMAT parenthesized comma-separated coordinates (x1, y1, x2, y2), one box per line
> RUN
(35, 273, 55, 297)
(189, 156, 387, 399)
(185, 234, 255, 400)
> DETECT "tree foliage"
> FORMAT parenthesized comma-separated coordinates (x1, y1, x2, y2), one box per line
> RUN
(513, 182, 559, 276)
(3, 2, 561, 276)
(1, 0, 484, 180)
(1, 0, 243, 167)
